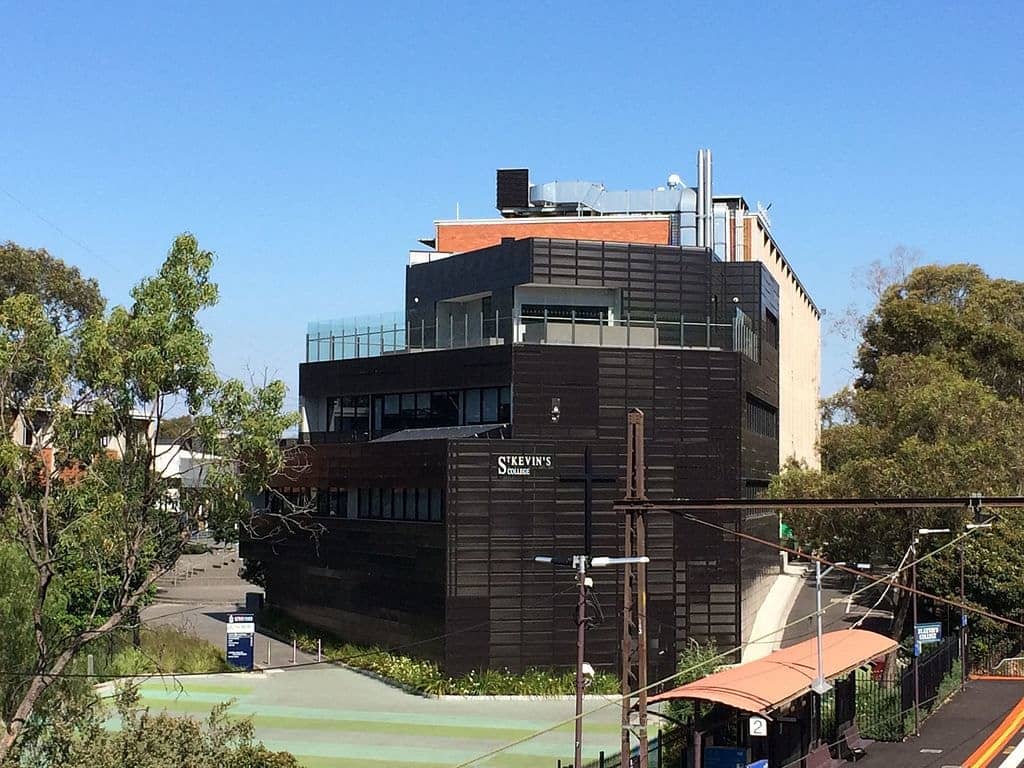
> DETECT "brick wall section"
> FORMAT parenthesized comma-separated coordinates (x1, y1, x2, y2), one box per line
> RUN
(436, 218, 671, 253)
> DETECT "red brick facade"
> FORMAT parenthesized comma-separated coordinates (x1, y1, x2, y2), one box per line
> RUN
(435, 218, 671, 253)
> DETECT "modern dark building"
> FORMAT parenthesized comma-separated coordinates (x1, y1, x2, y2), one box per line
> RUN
(243, 167, 790, 680)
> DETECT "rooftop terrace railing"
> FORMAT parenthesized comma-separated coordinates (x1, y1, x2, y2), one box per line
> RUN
(306, 308, 760, 364)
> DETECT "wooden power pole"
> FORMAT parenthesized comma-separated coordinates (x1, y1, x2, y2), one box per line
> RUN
(621, 408, 649, 768)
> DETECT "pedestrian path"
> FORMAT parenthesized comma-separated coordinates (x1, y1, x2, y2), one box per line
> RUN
(855, 679, 1024, 768)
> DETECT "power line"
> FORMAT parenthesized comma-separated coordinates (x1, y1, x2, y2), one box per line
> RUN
(450, 522, 1012, 767)
(0, 583, 583, 682)
(673, 510, 1021, 629)
(1, 185, 118, 270)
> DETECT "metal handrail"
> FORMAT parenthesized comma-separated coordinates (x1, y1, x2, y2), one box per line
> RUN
(306, 309, 758, 363)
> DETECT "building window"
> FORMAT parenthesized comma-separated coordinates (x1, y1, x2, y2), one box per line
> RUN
(482, 387, 499, 423)
(745, 395, 778, 439)
(365, 386, 508, 438)
(464, 389, 481, 424)
(521, 304, 607, 322)
(355, 487, 443, 522)
(429, 488, 443, 522)
(743, 480, 770, 499)
(764, 310, 779, 350)
(498, 386, 511, 423)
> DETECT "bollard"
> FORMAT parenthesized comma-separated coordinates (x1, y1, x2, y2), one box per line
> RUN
(599, 751, 605, 768)
(87, 654, 95, 677)
(317, 638, 322, 663)
(266, 639, 271, 666)
(291, 639, 296, 664)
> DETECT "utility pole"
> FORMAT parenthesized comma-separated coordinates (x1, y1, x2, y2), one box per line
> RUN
(621, 408, 650, 768)
(535, 552, 650, 768)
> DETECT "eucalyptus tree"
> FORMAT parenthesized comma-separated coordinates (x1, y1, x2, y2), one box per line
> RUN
(0, 234, 299, 759)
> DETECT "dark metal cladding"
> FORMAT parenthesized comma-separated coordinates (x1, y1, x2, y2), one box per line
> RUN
(496, 168, 530, 210)
(247, 236, 782, 679)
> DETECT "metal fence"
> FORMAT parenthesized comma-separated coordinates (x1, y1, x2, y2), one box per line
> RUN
(307, 308, 761, 364)
(554, 727, 687, 768)
(854, 634, 961, 741)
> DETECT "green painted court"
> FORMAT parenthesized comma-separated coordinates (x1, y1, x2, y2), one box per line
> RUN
(122, 667, 625, 767)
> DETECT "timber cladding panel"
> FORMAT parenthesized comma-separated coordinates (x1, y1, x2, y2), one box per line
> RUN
(437, 344, 772, 676)
(243, 440, 449, 658)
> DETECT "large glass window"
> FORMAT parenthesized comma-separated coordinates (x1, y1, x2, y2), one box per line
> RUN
(745, 395, 779, 439)
(417, 489, 429, 521)
(464, 388, 481, 424)
(431, 391, 460, 427)
(429, 489, 443, 522)
(366, 386, 508, 437)
(499, 386, 511, 422)
(393, 488, 405, 519)
(482, 387, 499, 423)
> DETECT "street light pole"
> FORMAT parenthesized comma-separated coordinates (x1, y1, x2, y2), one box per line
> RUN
(812, 559, 832, 696)
(535, 553, 651, 768)
(812, 560, 870, 695)
(917, 524, 992, 696)
(574, 555, 587, 768)
(911, 535, 920, 736)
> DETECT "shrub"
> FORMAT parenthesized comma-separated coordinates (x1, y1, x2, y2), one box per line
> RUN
(258, 607, 619, 696)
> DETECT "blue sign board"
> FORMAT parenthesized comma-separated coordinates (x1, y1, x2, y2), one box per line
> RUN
(748, 761, 769, 768)
(703, 746, 749, 768)
(226, 612, 255, 670)
(915, 622, 942, 645)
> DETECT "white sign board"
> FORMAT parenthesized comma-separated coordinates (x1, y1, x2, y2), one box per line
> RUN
(749, 716, 768, 737)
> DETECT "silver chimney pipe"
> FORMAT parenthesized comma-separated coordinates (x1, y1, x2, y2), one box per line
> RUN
(695, 149, 714, 249)
(695, 150, 705, 247)
(705, 150, 713, 248)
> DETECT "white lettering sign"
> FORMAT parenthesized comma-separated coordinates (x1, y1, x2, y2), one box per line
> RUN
(496, 454, 554, 477)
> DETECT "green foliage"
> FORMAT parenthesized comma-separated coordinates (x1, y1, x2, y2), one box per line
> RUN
(772, 263, 1024, 648)
(663, 640, 721, 726)
(854, 669, 906, 741)
(0, 241, 103, 333)
(94, 626, 231, 677)
(259, 607, 619, 696)
(12, 686, 298, 768)
(0, 235, 299, 755)
(158, 415, 194, 440)
(858, 263, 1024, 400)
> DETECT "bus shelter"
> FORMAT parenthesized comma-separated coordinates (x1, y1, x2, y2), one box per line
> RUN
(648, 629, 897, 767)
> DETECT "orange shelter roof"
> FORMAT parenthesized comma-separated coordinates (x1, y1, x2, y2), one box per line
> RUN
(648, 629, 897, 716)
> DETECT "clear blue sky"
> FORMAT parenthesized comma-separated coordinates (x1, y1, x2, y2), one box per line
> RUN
(2, 1, 1022, 405)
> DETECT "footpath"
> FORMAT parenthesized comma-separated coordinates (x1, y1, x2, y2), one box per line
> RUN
(855, 678, 1024, 768)
(143, 546, 315, 666)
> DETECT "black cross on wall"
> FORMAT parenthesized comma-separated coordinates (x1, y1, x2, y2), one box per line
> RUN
(559, 445, 617, 558)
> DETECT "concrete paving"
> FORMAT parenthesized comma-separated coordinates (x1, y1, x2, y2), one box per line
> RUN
(139, 551, 622, 767)
(781, 564, 892, 648)
(742, 563, 807, 663)
(854, 678, 1024, 768)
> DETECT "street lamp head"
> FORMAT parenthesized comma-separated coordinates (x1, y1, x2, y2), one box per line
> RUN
(918, 528, 952, 535)
(590, 556, 651, 567)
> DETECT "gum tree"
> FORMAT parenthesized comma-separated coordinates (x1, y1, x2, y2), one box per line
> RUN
(0, 235, 299, 759)
(772, 263, 1024, 647)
